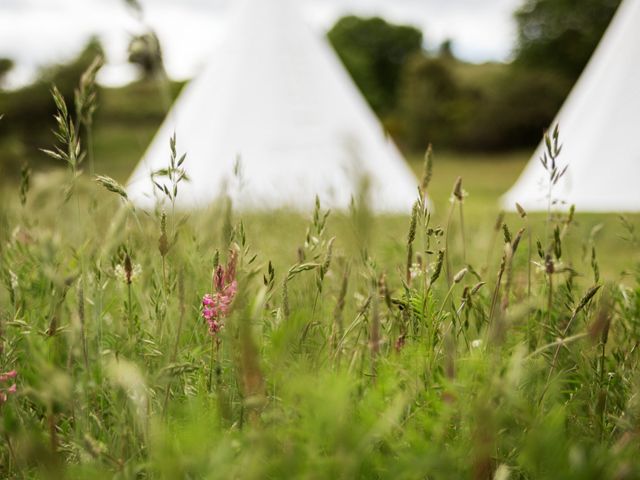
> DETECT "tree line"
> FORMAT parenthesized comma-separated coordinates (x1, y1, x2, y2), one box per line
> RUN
(0, 0, 622, 177)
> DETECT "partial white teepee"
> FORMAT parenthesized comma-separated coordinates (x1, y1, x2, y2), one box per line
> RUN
(502, 0, 640, 212)
(126, 0, 418, 212)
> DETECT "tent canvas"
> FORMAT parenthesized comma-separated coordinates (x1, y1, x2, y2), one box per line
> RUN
(126, 0, 418, 212)
(501, 0, 640, 212)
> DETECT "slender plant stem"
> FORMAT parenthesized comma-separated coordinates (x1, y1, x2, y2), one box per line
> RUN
(459, 201, 466, 264)
(444, 202, 455, 287)
(162, 256, 167, 294)
(4, 434, 16, 474)
(127, 282, 133, 335)
(208, 335, 215, 392)
(599, 341, 607, 440)
(527, 220, 532, 345)
(526, 332, 588, 360)
(163, 273, 186, 415)
(87, 125, 95, 178)
(547, 273, 553, 337)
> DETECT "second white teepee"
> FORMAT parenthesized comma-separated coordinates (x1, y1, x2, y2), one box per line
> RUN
(126, 0, 418, 212)
(502, 0, 640, 212)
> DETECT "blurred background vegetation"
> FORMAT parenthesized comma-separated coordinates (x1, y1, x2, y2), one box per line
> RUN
(0, 0, 622, 180)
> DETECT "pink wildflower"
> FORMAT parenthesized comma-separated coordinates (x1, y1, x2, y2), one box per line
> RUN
(0, 370, 17, 382)
(0, 369, 17, 406)
(201, 251, 238, 336)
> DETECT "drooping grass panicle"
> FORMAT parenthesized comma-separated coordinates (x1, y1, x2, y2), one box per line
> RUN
(94, 175, 128, 201)
(41, 86, 84, 173)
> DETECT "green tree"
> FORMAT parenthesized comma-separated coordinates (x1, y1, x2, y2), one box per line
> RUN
(328, 16, 423, 115)
(0, 58, 14, 88)
(396, 56, 462, 151)
(457, 69, 571, 150)
(514, 0, 622, 80)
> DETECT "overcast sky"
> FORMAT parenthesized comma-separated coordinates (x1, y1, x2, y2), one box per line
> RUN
(0, 0, 523, 88)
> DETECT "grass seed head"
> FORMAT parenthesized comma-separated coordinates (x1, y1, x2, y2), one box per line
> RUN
(452, 176, 463, 201)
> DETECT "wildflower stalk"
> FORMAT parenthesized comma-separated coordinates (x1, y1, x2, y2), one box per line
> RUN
(544, 255, 554, 344)
(444, 201, 455, 287)
(202, 250, 237, 392)
(159, 212, 169, 292)
(77, 280, 89, 371)
(526, 332, 589, 359)
(488, 247, 507, 325)
(163, 271, 185, 414)
(539, 285, 601, 404)
(516, 203, 533, 342)
(127, 282, 133, 331)
(484, 212, 504, 275)
(119, 252, 138, 336)
(445, 177, 464, 287)
(406, 202, 419, 286)
(420, 144, 434, 205)
(370, 278, 380, 382)
(432, 269, 470, 367)
(331, 263, 350, 363)
(4, 433, 16, 474)
(501, 228, 524, 312)
(539, 125, 566, 239)
(457, 192, 467, 265)
(208, 336, 216, 393)
(436, 268, 467, 323)
(75, 55, 103, 178)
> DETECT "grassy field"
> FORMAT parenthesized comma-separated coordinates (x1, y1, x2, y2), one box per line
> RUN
(0, 75, 639, 479)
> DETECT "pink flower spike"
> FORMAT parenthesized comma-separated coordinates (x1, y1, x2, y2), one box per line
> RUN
(0, 370, 17, 383)
(202, 294, 214, 307)
(225, 250, 238, 284)
(214, 265, 225, 292)
(7, 384, 16, 394)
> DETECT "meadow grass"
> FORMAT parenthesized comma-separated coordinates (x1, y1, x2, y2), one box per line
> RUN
(0, 73, 639, 480)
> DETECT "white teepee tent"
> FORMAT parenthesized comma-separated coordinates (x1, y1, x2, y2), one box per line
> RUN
(502, 0, 640, 212)
(126, 0, 418, 212)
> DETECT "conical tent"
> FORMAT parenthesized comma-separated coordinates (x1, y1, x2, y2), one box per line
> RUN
(126, 0, 418, 212)
(502, 0, 640, 212)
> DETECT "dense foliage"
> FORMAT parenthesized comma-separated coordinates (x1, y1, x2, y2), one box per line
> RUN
(327, 16, 571, 153)
(327, 16, 423, 116)
(0, 59, 13, 87)
(514, 0, 622, 80)
(328, 0, 621, 153)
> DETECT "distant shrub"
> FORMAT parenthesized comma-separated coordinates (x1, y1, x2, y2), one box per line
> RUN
(328, 16, 423, 115)
(396, 56, 462, 151)
(394, 56, 570, 152)
(456, 68, 571, 151)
